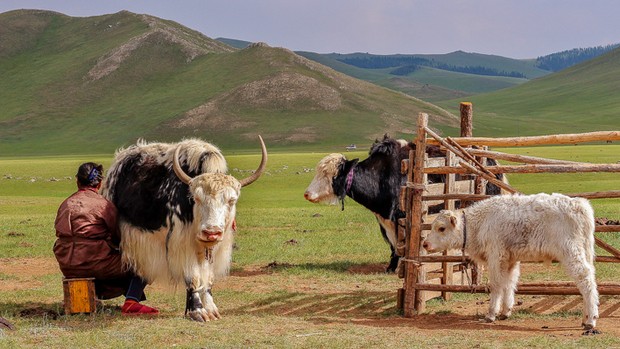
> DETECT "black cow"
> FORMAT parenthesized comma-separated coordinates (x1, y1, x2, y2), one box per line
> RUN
(304, 135, 505, 272)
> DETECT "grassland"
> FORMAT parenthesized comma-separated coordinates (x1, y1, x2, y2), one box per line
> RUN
(1, 145, 619, 348)
(1, 9, 619, 347)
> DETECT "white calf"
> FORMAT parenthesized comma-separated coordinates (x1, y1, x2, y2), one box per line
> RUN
(423, 193, 598, 329)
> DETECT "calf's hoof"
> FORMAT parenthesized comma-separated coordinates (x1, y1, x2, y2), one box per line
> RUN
(482, 316, 495, 323)
(582, 328, 601, 336)
(497, 314, 510, 321)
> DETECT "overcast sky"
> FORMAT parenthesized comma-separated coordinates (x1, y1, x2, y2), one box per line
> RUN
(1, 0, 618, 59)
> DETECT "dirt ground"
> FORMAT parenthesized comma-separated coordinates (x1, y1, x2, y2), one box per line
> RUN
(2, 257, 619, 338)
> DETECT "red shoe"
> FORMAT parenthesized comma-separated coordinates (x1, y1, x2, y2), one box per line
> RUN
(121, 299, 159, 316)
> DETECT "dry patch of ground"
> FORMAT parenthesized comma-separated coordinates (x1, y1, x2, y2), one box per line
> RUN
(2, 258, 619, 338)
(0, 257, 59, 291)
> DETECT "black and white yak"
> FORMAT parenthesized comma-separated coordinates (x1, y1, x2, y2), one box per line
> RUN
(102, 136, 267, 322)
(304, 135, 505, 273)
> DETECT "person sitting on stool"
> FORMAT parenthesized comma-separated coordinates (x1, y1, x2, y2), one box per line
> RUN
(53, 162, 158, 315)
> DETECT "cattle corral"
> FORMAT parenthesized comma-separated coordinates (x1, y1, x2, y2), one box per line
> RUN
(397, 105, 620, 330)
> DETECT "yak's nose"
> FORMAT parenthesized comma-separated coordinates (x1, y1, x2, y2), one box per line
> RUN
(200, 228, 223, 242)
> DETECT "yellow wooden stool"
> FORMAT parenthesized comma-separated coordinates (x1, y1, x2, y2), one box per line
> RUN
(62, 278, 96, 314)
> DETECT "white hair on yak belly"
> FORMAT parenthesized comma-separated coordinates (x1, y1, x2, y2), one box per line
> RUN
(119, 222, 170, 283)
(119, 200, 236, 286)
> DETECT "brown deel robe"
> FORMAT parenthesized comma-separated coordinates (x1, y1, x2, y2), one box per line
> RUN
(54, 188, 131, 299)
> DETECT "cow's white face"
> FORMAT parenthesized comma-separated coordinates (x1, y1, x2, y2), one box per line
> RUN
(190, 173, 241, 247)
(304, 153, 345, 205)
(423, 210, 462, 253)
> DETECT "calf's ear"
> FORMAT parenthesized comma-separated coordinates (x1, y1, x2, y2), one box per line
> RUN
(449, 214, 457, 227)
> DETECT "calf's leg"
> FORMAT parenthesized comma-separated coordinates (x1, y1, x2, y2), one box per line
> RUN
(562, 254, 599, 329)
(498, 261, 520, 320)
(485, 257, 504, 322)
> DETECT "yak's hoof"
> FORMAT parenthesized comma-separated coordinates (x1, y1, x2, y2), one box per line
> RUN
(497, 314, 509, 320)
(187, 308, 221, 322)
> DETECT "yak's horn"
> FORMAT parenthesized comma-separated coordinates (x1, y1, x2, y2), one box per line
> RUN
(239, 135, 268, 187)
(173, 145, 192, 185)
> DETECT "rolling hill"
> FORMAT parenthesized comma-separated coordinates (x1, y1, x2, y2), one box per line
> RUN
(293, 47, 617, 103)
(437, 46, 620, 137)
(296, 51, 536, 102)
(217, 41, 620, 138)
(0, 10, 458, 156)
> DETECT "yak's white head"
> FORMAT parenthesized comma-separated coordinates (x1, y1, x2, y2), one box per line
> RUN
(173, 137, 267, 247)
(303, 153, 346, 205)
(188, 173, 241, 246)
(423, 210, 463, 253)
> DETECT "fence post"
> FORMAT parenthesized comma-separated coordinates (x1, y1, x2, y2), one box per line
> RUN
(403, 112, 428, 316)
(459, 101, 483, 283)
(460, 102, 473, 138)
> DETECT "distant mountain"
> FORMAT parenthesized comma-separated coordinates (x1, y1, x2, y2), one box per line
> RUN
(215, 37, 619, 102)
(293, 51, 537, 102)
(439, 46, 620, 137)
(0, 10, 457, 155)
(535, 44, 620, 72)
(215, 37, 252, 49)
(298, 47, 617, 102)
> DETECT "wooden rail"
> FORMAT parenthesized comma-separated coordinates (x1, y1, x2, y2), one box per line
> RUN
(425, 131, 620, 147)
(413, 282, 620, 295)
(425, 164, 620, 174)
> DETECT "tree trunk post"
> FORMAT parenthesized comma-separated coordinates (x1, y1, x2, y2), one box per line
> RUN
(460, 102, 473, 138)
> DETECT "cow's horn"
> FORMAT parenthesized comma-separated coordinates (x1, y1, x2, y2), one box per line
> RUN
(173, 145, 193, 185)
(239, 135, 268, 187)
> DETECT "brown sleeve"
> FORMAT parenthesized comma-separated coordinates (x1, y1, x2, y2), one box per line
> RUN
(102, 199, 121, 246)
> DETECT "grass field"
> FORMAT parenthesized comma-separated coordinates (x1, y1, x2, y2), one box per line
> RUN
(1, 145, 619, 348)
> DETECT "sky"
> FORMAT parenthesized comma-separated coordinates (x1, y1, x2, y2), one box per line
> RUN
(1, 0, 619, 59)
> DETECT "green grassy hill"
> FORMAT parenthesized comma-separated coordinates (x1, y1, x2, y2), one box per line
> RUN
(297, 51, 546, 100)
(229, 41, 618, 105)
(438, 46, 620, 137)
(0, 10, 458, 156)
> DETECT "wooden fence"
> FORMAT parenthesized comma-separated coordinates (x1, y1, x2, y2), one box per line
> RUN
(397, 105, 620, 316)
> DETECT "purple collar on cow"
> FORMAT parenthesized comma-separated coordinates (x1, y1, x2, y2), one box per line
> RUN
(345, 164, 356, 195)
(461, 211, 467, 251)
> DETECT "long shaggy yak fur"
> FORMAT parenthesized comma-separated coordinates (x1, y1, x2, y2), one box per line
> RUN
(102, 138, 234, 285)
